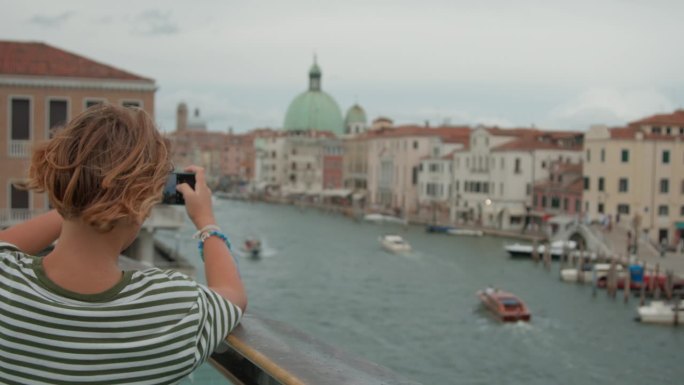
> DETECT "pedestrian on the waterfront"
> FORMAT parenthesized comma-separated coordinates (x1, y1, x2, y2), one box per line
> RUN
(0, 104, 246, 384)
(660, 238, 668, 258)
(627, 230, 632, 254)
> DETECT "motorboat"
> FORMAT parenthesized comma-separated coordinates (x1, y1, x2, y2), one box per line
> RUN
(242, 239, 262, 259)
(476, 288, 531, 322)
(637, 300, 684, 325)
(426, 225, 456, 233)
(560, 263, 623, 283)
(447, 228, 484, 237)
(378, 234, 411, 253)
(504, 240, 576, 259)
(364, 213, 408, 225)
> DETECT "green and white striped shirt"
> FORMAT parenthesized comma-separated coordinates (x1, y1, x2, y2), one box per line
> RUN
(0, 243, 242, 384)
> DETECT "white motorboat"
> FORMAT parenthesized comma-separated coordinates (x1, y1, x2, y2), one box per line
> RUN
(447, 228, 484, 237)
(560, 263, 623, 283)
(378, 234, 411, 253)
(504, 240, 576, 259)
(637, 300, 684, 325)
(364, 214, 408, 225)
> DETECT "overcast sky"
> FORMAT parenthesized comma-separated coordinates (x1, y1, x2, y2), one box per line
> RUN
(2, 0, 683, 133)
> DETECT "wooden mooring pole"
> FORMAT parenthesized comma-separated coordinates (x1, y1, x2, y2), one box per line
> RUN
(532, 239, 539, 264)
(639, 262, 647, 306)
(623, 264, 631, 303)
(543, 243, 551, 271)
(607, 257, 617, 299)
(591, 262, 598, 298)
(653, 263, 661, 300)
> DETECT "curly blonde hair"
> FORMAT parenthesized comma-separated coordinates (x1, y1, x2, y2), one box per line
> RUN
(27, 104, 171, 232)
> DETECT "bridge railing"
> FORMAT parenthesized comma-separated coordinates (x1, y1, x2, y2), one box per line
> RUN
(117, 255, 421, 385)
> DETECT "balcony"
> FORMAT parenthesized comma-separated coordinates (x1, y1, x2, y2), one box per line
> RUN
(8, 140, 32, 158)
(0, 208, 47, 228)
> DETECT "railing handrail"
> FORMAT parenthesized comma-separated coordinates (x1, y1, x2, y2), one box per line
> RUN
(211, 314, 422, 385)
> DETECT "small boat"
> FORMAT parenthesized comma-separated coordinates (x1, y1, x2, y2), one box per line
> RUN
(477, 288, 531, 322)
(504, 240, 576, 259)
(364, 214, 408, 225)
(378, 234, 411, 253)
(447, 228, 484, 237)
(560, 263, 623, 283)
(637, 300, 684, 325)
(243, 239, 262, 259)
(426, 225, 455, 233)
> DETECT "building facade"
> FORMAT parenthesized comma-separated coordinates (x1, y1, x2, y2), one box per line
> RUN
(0, 41, 156, 226)
(583, 110, 684, 246)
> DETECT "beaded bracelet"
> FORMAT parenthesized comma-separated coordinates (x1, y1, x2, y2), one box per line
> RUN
(198, 231, 239, 272)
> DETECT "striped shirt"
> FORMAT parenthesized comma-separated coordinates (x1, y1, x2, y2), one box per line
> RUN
(0, 243, 242, 385)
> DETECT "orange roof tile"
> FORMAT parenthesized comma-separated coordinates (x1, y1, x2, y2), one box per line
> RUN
(629, 109, 684, 127)
(492, 137, 581, 152)
(0, 40, 152, 81)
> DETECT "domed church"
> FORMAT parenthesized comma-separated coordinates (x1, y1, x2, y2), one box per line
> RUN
(283, 58, 346, 136)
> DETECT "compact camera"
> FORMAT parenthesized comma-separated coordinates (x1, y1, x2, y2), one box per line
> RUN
(161, 172, 196, 205)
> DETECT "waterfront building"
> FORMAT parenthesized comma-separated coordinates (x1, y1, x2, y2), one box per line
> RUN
(532, 161, 583, 217)
(0, 41, 156, 227)
(366, 125, 470, 216)
(583, 109, 684, 246)
(167, 104, 257, 190)
(417, 140, 465, 224)
(451, 126, 583, 230)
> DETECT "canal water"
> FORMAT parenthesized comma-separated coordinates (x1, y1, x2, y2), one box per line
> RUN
(161, 199, 682, 385)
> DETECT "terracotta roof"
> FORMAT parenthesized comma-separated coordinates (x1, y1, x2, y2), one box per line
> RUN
(485, 127, 539, 137)
(609, 126, 638, 139)
(629, 109, 684, 127)
(491, 137, 581, 152)
(365, 125, 471, 140)
(0, 41, 153, 81)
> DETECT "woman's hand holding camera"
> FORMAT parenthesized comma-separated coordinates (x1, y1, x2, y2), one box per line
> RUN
(176, 166, 216, 229)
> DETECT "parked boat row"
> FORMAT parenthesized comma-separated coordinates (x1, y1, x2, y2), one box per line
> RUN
(637, 300, 684, 325)
(425, 224, 483, 237)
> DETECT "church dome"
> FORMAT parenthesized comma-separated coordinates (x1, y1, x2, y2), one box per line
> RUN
(283, 58, 344, 135)
(345, 104, 367, 126)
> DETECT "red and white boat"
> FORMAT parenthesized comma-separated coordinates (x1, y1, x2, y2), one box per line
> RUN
(477, 288, 531, 322)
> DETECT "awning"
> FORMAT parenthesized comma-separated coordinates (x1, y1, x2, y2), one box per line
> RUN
(676, 222, 684, 230)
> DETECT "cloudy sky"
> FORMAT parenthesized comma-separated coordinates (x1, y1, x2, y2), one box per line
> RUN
(2, 0, 683, 133)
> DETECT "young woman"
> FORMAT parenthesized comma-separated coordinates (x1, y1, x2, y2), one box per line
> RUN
(0, 104, 246, 384)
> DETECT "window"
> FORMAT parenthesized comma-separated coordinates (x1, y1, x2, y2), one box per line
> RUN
(660, 178, 669, 194)
(598, 177, 605, 192)
(122, 100, 141, 108)
(526, 183, 531, 196)
(551, 197, 560, 209)
(680, 205, 684, 216)
(575, 199, 581, 213)
(652, 126, 661, 134)
(85, 99, 104, 108)
(541, 196, 547, 207)
(563, 198, 568, 210)
(658, 205, 669, 216)
(598, 203, 604, 214)
(48, 100, 68, 136)
(413, 141, 418, 149)
(681, 180, 684, 194)
(662, 150, 670, 164)
(412, 166, 418, 185)
(621, 149, 629, 163)
(617, 204, 630, 215)
(618, 178, 628, 193)
(10, 183, 29, 209)
(514, 158, 521, 174)
(600, 148, 605, 162)
(541, 161, 546, 169)
(500, 157, 504, 169)
(533, 194, 538, 207)
(586, 149, 591, 162)
(584, 177, 590, 191)
(11, 98, 30, 140)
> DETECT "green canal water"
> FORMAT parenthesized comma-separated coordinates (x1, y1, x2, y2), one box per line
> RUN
(163, 199, 681, 385)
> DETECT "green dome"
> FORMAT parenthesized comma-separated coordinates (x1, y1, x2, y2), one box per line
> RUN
(345, 104, 367, 126)
(283, 58, 344, 135)
(283, 90, 345, 135)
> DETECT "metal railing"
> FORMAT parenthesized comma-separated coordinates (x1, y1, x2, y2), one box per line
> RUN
(8, 140, 32, 158)
(0, 208, 47, 228)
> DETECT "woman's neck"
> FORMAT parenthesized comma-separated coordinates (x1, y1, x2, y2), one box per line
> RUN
(42, 219, 134, 294)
